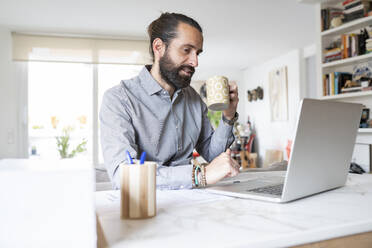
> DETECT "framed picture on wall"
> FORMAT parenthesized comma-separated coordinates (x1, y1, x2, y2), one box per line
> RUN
(269, 66, 288, 121)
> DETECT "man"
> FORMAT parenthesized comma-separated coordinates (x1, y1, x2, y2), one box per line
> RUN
(100, 12, 240, 190)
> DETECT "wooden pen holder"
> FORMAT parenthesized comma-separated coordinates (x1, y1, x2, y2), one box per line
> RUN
(120, 161, 156, 219)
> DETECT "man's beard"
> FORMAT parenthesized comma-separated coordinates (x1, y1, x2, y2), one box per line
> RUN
(159, 51, 195, 90)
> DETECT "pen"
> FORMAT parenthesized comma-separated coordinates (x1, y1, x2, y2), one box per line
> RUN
(126, 150, 134, 164)
(140, 151, 146, 164)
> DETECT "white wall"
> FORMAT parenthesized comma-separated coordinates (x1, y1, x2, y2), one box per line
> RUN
(193, 66, 243, 83)
(237, 49, 304, 166)
(305, 55, 317, 99)
(0, 27, 19, 158)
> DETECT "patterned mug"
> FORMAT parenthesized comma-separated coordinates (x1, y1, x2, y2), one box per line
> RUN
(206, 76, 230, 111)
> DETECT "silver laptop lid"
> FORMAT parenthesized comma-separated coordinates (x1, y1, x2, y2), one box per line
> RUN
(281, 99, 362, 202)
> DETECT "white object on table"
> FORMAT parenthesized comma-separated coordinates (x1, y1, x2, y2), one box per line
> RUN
(0, 159, 96, 248)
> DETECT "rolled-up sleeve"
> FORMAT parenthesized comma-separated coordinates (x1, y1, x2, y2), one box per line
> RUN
(195, 102, 235, 162)
(156, 164, 193, 190)
(109, 163, 193, 191)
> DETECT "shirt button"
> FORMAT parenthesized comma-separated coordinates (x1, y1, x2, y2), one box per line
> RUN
(176, 125, 178, 129)
(178, 146, 181, 151)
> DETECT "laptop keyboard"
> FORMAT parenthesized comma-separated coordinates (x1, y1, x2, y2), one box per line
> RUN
(247, 184, 284, 196)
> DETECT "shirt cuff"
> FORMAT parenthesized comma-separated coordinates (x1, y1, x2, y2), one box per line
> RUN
(112, 163, 193, 190)
(156, 164, 193, 190)
(215, 118, 234, 140)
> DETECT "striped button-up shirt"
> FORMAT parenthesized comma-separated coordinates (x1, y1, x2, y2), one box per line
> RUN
(100, 65, 235, 190)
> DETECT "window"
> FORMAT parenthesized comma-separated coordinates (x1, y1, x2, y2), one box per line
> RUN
(13, 33, 150, 168)
(28, 61, 142, 167)
(28, 62, 93, 161)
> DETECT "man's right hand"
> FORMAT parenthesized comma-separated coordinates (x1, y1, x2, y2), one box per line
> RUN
(205, 149, 240, 185)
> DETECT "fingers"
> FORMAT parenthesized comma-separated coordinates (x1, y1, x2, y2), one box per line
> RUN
(228, 81, 237, 90)
(232, 158, 240, 170)
(229, 165, 239, 177)
(229, 93, 239, 104)
(229, 85, 238, 94)
(229, 92, 238, 99)
(225, 148, 231, 156)
(228, 83, 239, 104)
(227, 159, 240, 178)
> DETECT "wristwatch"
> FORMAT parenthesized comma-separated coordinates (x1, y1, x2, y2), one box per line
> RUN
(222, 112, 239, 126)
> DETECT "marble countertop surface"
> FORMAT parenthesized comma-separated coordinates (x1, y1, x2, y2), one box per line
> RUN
(95, 172, 372, 248)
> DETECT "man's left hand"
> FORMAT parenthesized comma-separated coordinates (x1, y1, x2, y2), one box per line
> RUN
(223, 81, 239, 120)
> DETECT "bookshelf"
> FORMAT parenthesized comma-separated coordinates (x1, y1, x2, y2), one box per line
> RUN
(321, 15, 372, 36)
(314, 0, 372, 141)
(320, 90, 372, 99)
(322, 52, 372, 68)
(358, 128, 372, 133)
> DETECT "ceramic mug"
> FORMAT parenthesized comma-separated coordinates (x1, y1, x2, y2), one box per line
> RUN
(206, 76, 230, 111)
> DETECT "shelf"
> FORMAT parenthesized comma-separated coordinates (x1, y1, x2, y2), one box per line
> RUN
(358, 128, 372, 133)
(321, 16, 372, 37)
(322, 53, 372, 69)
(298, 0, 341, 4)
(320, 90, 372, 100)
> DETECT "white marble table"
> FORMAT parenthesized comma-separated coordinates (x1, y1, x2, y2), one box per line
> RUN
(95, 171, 372, 248)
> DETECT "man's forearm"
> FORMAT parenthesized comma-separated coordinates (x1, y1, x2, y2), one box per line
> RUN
(111, 163, 193, 190)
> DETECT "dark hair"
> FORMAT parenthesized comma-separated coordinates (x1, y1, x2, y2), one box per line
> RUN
(147, 12, 203, 61)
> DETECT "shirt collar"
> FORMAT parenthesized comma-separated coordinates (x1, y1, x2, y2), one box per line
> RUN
(139, 65, 163, 96)
(139, 64, 185, 98)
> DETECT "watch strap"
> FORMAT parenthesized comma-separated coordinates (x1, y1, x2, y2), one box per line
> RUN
(222, 112, 239, 125)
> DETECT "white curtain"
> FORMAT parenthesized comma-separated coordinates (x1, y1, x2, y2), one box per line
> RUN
(12, 33, 151, 65)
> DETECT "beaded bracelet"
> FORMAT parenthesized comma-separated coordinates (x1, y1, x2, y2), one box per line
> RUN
(192, 159, 201, 187)
(200, 164, 207, 187)
(194, 165, 201, 187)
(192, 163, 196, 187)
(192, 158, 207, 188)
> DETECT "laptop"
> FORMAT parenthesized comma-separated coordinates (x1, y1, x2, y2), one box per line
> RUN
(206, 98, 363, 203)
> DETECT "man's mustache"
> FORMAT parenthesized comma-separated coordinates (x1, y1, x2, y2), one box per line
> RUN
(178, 65, 195, 75)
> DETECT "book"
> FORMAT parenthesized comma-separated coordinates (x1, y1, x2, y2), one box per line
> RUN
(343, 0, 357, 6)
(342, 34, 348, 59)
(362, 86, 372, 91)
(343, 0, 372, 8)
(325, 53, 342, 59)
(344, 9, 365, 22)
(345, 0, 362, 9)
(351, 34, 357, 57)
(344, 4, 364, 14)
(323, 75, 327, 96)
(330, 72, 335, 95)
(344, 2, 372, 22)
(323, 73, 353, 96)
(341, 86, 363, 92)
(335, 72, 339, 95)
(325, 47, 342, 56)
(358, 33, 366, 54)
(321, 7, 343, 31)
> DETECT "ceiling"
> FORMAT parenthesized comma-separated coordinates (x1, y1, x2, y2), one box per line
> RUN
(0, 0, 316, 70)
